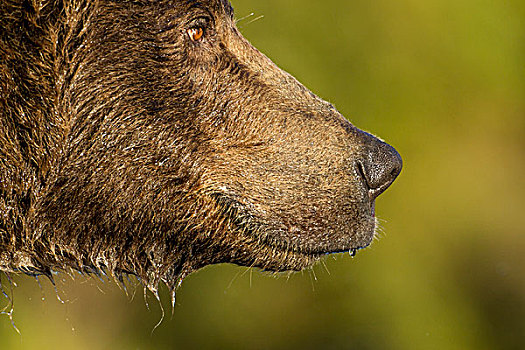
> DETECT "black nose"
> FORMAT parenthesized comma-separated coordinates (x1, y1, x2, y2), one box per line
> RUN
(357, 137, 402, 200)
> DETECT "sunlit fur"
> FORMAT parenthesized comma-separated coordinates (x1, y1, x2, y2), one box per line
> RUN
(0, 0, 399, 295)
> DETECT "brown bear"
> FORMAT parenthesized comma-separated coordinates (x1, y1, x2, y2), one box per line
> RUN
(0, 0, 402, 297)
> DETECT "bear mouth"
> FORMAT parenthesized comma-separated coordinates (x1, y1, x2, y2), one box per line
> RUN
(211, 192, 374, 270)
(211, 193, 323, 265)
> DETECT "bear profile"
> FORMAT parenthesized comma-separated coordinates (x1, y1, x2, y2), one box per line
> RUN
(0, 0, 402, 297)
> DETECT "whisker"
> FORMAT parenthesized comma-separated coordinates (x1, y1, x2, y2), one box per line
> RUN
(246, 15, 264, 26)
(235, 12, 254, 24)
(321, 260, 331, 275)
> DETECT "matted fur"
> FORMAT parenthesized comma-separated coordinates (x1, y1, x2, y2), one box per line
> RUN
(0, 0, 401, 296)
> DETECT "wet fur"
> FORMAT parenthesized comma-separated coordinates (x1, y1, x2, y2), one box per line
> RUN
(1, 0, 395, 295)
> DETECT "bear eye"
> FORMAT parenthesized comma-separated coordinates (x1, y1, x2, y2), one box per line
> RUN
(187, 27, 204, 42)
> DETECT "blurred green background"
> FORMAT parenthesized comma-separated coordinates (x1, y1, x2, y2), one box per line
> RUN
(2, 0, 524, 348)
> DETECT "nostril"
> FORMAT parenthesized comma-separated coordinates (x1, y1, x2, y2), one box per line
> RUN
(355, 160, 369, 190)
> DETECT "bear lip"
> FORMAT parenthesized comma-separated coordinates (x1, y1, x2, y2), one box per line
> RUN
(212, 192, 374, 260)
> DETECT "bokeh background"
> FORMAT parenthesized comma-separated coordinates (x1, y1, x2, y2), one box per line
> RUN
(2, 0, 524, 349)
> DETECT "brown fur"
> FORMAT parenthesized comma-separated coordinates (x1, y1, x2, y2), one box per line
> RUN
(0, 0, 401, 295)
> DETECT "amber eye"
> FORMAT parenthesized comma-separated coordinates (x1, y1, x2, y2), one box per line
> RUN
(187, 27, 204, 41)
